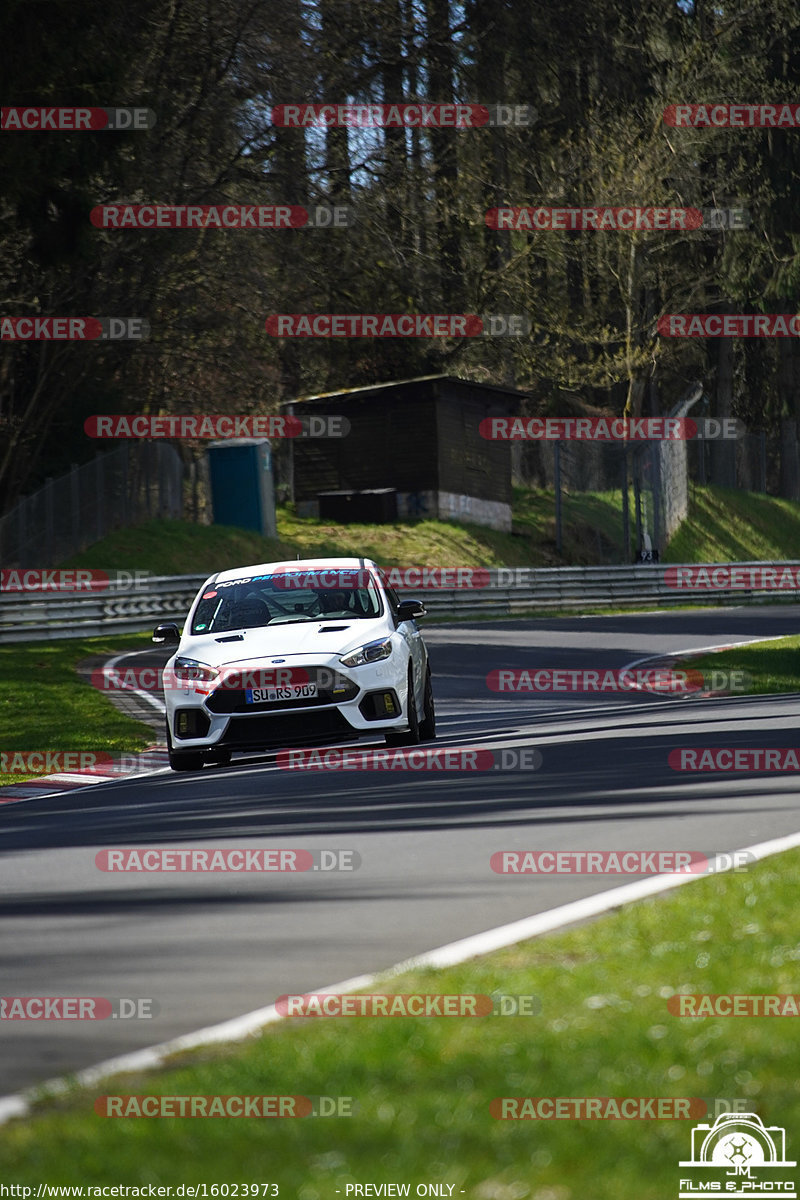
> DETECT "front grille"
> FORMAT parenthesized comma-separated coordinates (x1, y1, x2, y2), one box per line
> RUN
(219, 709, 358, 750)
(206, 668, 358, 715)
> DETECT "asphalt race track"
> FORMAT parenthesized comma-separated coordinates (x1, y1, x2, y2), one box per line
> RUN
(2, 606, 800, 1098)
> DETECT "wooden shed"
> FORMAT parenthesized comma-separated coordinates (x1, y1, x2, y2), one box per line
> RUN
(280, 375, 526, 532)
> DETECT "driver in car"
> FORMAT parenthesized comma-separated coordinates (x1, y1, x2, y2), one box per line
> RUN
(318, 588, 352, 616)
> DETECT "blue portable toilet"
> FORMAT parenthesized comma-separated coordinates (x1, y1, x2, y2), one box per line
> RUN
(207, 438, 277, 537)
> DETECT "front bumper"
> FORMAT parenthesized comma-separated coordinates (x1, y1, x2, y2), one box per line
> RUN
(164, 654, 407, 752)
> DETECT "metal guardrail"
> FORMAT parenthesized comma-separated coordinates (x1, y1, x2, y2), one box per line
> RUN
(1, 564, 798, 643)
(0, 576, 204, 644)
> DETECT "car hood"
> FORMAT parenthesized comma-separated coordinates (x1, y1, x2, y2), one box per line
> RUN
(178, 619, 388, 667)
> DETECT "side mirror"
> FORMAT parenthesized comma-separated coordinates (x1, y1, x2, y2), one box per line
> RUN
(396, 599, 426, 622)
(152, 622, 181, 645)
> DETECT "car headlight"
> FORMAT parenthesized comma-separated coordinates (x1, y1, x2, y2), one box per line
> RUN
(170, 657, 220, 684)
(339, 638, 393, 668)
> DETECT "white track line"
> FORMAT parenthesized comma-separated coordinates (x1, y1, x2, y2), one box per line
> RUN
(105, 649, 166, 716)
(625, 633, 790, 675)
(621, 634, 792, 697)
(2, 828, 800, 1125)
(0, 651, 169, 806)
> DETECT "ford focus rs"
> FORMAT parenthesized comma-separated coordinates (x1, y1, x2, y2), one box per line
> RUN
(153, 557, 436, 771)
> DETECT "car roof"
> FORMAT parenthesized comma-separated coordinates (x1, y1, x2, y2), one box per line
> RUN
(214, 556, 379, 583)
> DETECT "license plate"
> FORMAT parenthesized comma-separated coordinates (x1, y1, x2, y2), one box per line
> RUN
(246, 684, 319, 704)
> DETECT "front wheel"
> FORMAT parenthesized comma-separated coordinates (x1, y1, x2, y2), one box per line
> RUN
(418, 666, 436, 741)
(166, 721, 204, 772)
(385, 666, 421, 747)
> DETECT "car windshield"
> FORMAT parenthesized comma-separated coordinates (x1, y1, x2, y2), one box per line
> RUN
(190, 570, 384, 634)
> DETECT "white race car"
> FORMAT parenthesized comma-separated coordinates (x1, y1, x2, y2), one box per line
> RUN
(153, 557, 436, 771)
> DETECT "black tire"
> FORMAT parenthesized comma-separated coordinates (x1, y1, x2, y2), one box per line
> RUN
(385, 665, 421, 747)
(418, 665, 436, 741)
(166, 721, 204, 772)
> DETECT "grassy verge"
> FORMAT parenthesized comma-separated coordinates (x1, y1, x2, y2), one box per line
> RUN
(0, 848, 797, 1195)
(674, 633, 800, 696)
(59, 488, 636, 575)
(58, 485, 800, 577)
(664, 484, 800, 562)
(0, 634, 156, 787)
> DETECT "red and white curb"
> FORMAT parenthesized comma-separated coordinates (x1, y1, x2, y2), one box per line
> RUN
(623, 634, 790, 698)
(2, 829, 800, 1125)
(0, 747, 170, 804)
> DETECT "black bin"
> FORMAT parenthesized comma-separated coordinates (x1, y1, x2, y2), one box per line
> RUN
(317, 488, 398, 524)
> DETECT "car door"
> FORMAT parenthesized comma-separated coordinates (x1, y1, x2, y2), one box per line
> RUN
(382, 575, 426, 714)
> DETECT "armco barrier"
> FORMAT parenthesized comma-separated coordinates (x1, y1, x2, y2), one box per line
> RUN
(0, 563, 798, 644)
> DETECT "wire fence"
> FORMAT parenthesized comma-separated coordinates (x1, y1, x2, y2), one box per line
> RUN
(0, 442, 184, 569)
(513, 405, 778, 565)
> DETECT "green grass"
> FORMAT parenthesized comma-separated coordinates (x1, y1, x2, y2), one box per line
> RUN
(675, 633, 800, 696)
(59, 485, 800, 578)
(58, 489, 637, 575)
(1, 848, 798, 1196)
(664, 484, 800, 563)
(0, 634, 155, 787)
